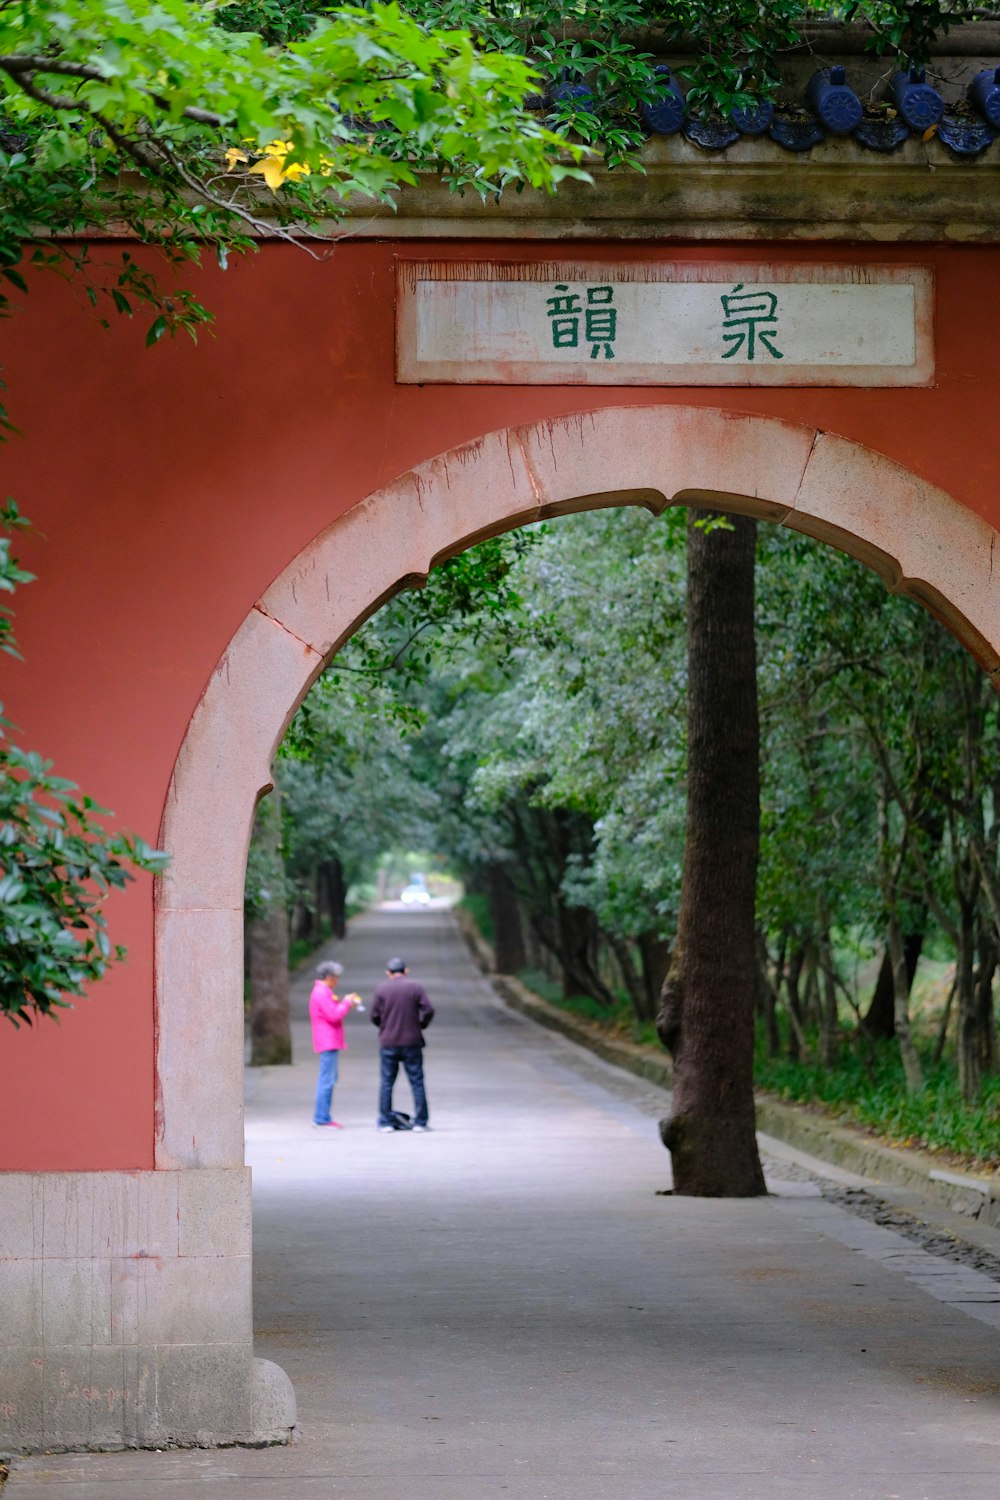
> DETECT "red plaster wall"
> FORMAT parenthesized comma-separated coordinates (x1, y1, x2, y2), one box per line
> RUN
(0, 238, 994, 1170)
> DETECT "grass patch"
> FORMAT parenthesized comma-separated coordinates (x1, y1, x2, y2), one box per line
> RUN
(458, 892, 494, 947)
(508, 964, 1000, 1172)
(755, 1037, 1000, 1171)
(463, 901, 1000, 1171)
(516, 969, 660, 1048)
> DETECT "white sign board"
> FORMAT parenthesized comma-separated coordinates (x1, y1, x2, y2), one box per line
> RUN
(396, 262, 933, 387)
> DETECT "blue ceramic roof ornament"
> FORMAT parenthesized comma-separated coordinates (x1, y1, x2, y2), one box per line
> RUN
(807, 66, 863, 134)
(891, 68, 944, 131)
(969, 67, 1000, 130)
(730, 99, 774, 136)
(640, 66, 686, 135)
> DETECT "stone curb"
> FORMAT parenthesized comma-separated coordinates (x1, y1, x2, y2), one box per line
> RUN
(454, 908, 1000, 1226)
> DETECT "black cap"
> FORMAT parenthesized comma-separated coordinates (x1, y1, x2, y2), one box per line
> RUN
(386, 956, 407, 973)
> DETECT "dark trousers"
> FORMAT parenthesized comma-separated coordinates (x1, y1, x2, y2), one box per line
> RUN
(378, 1045, 428, 1127)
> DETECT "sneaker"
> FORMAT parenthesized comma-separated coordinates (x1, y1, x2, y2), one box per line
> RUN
(312, 1121, 343, 1129)
(378, 1124, 395, 1133)
(412, 1124, 430, 1133)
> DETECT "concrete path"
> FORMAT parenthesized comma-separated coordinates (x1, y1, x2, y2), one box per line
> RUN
(8, 907, 1000, 1499)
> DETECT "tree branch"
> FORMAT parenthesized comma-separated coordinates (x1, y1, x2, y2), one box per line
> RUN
(0, 53, 225, 128)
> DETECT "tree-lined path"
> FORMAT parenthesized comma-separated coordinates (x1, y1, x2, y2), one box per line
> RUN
(8, 907, 1000, 1498)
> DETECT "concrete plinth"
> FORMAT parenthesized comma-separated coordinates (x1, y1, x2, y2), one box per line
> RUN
(0, 1167, 294, 1452)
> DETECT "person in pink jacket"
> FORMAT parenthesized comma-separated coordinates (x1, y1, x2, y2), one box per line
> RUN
(309, 961, 359, 1128)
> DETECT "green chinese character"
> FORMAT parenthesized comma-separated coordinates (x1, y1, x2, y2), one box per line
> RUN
(585, 285, 616, 361)
(720, 283, 783, 361)
(546, 284, 581, 349)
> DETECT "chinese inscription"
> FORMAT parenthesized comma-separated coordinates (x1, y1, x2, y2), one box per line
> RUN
(545, 283, 617, 360)
(545, 281, 789, 364)
(720, 283, 784, 362)
(398, 263, 930, 387)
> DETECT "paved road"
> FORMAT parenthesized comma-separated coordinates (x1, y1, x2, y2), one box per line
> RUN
(8, 907, 1000, 1498)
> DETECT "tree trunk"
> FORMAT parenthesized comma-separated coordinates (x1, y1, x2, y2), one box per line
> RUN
(609, 935, 648, 1021)
(321, 856, 347, 939)
(292, 898, 315, 943)
(488, 864, 526, 973)
(248, 788, 292, 1067)
(755, 930, 782, 1059)
(522, 910, 547, 974)
(818, 931, 839, 1070)
(555, 899, 615, 1006)
(656, 511, 766, 1197)
(638, 933, 671, 1024)
(932, 978, 956, 1065)
(784, 943, 808, 1063)
(975, 922, 998, 1076)
(864, 930, 924, 1040)
(956, 888, 981, 1103)
(249, 904, 292, 1066)
(887, 910, 923, 1095)
(802, 944, 821, 1030)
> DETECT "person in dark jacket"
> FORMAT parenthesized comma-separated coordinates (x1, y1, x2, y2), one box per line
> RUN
(370, 957, 434, 1132)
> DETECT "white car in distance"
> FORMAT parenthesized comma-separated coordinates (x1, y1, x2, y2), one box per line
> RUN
(400, 883, 431, 906)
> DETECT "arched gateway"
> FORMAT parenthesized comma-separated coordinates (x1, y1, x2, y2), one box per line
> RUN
(2, 400, 1000, 1450)
(132, 407, 997, 1448)
(159, 405, 1000, 1173)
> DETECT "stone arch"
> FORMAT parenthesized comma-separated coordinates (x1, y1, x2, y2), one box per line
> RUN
(154, 405, 1000, 1172)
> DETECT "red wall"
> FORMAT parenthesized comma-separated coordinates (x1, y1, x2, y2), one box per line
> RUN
(0, 238, 995, 1170)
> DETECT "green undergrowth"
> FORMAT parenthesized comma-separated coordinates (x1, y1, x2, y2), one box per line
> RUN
(516, 968, 660, 1048)
(513, 961, 1000, 1171)
(754, 1038, 1000, 1172)
(465, 903, 1000, 1172)
(458, 893, 494, 946)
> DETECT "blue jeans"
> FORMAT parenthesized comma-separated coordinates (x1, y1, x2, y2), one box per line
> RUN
(313, 1050, 340, 1124)
(379, 1046, 428, 1127)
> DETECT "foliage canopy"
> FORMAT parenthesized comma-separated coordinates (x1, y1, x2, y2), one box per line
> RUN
(0, 0, 588, 340)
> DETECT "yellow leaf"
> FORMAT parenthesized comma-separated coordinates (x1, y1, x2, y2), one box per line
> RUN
(248, 156, 287, 192)
(224, 147, 249, 170)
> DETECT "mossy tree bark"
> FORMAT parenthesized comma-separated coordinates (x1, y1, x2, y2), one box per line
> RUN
(656, 511, 767, 1197)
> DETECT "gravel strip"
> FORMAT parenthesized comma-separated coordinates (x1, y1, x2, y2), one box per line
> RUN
(820, 1184, 1000, 1282)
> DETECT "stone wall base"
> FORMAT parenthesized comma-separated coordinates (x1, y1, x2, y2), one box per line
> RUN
(0, 1169, 295, 1452)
